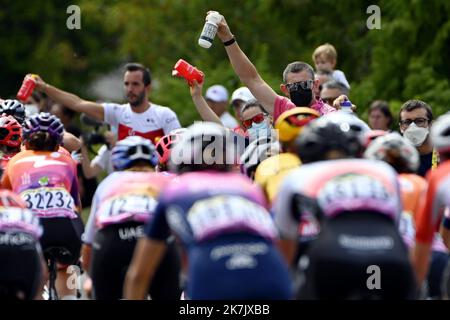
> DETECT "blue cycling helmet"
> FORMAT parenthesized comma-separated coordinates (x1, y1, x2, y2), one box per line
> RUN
(111, 135, 159, 171)
(22, 112, 64, 144)
(0, 99, 26, 124)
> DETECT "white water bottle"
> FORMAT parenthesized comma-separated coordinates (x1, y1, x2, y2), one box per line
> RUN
(198, 11, 222, 48)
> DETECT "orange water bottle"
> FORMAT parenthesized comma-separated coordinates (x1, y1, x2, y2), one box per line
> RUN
(17, 74, 38, 102)
(172, 59, 204, 85)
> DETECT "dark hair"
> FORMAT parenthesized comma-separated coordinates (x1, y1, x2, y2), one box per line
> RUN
(26, 132, 59, 151)
(369, 100, 394, 127)
(399, 99, 433, 122)
(282, 61, 315, 83)
(125, 63, 152, 86)
(321, 80, 349, 96)
(240, 99, 268, 116)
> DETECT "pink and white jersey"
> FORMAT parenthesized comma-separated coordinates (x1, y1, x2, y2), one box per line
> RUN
(274, 159, 402, 240)
(82, 171, 172, 244)
(0, 206, 42, 240)
(144, 172, 278, 245)
(103, 102, 181, 144)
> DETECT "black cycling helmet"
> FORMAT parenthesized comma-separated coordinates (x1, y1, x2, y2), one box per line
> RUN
(0, 100, 26, 124)
(295, 118, 362, 164)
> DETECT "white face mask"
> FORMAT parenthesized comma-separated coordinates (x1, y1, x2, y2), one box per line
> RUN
(402, 122, 429, 147)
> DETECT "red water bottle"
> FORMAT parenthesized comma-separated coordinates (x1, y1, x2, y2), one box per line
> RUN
(172, 59, 204, 85)
(17, 74, 38, 102)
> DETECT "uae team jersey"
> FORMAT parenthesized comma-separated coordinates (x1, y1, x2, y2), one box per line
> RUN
(82, 171, 172, 244)
(274, 159, 402, 240)
(144, 172, 278, 246)
(1, 150, 80, 219)
(103, 102, 181, 143)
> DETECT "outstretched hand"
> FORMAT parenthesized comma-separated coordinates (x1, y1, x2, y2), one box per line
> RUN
(25, 73, 47, 92)
(207, 11, 234, 42)
(332, 95, 357, 112)
(189, 79, 203, 98)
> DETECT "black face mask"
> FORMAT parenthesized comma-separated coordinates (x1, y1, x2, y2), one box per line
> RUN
(289, 88, 313, 107)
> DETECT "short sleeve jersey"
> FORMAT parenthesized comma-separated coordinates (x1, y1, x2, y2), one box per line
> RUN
(274, 159, 402, 240)
(103, 102, 181, 144)
(144, 172, 278, 247)
(1, 150, 80, 219)
(83, 171, 172, 244)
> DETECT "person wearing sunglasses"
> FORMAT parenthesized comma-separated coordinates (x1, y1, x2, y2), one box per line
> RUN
(398, 99, 437, 177)
(207, 11, 337, 125)
(320, 80, 349, 109)
(189, 77, 273, 140)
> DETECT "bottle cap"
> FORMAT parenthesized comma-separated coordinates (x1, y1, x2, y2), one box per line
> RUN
(340, 100, 353, 113)
(206, 11, 221, 25)
(198, 38, 212, 48)
(341, 100, 352, 107)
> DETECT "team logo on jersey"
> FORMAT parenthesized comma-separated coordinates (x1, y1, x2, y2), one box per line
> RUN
(38, 176, 49, 187)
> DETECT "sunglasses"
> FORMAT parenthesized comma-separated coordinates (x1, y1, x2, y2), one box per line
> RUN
(285, 80, 313, 91)
(242, 113, 267, 129)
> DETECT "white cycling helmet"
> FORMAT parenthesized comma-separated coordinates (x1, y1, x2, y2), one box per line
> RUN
(364, 132, 419, 173)
(240, 136, 281, 178)
(316, 110, 371, 144)
(431, 112, 450, 155)
(169, 122, 235, 173)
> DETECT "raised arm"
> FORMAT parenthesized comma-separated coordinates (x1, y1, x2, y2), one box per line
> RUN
(30, 74, 105, 122)
(214, 12, 278, 115)
(189, 80, 222, 125)
(62, 131, 81, 152)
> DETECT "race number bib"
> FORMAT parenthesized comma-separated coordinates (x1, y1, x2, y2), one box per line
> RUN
(186, 195, 277, 241)
(20, 188, 77, 219)
(96, 194, 158, 227)
(317, 174, 395, 217)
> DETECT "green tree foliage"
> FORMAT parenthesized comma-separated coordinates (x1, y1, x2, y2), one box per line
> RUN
(0, 0, 449, 126)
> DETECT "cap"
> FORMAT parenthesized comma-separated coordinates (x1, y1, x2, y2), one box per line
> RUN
(231, 87, 255, 105)
(205, 85, 229, 102)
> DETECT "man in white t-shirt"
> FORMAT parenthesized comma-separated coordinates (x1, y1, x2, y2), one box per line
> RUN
(205, 84, 238, 129)
(30, 63, 181, 144)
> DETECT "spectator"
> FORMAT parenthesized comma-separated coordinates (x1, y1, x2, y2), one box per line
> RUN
(314, 69, 332, 98)
(368, 100, 393, 131)
(205, 84, 238, 129)
(190, 79, 273, 140)
(79, 129, 116, 179)
(230, 86, 254, 128)
(29, 62, 181, 144)
(213, 12, 336, 123)
(320, 80, 349, 107)
(312, 43, 350, 89)
(50, 103, 81, 137)
(399, 99, 437, 177)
